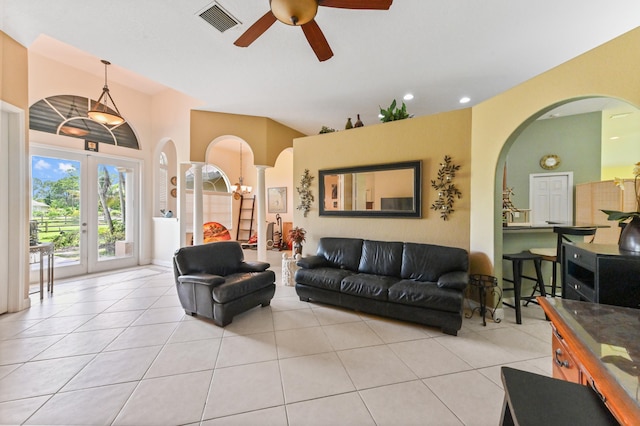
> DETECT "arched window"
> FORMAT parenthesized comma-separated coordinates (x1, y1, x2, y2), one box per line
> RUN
(158, 152, 168, 213)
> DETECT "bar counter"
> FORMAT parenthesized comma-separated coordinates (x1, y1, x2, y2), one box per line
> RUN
(539, 297, 640, 425)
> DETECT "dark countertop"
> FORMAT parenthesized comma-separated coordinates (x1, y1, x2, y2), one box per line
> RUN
(547, 299, 640, 407)
(503, 222, 609, 233)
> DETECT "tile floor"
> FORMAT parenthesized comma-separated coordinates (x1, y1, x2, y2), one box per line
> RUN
(0, 250, 553, 425)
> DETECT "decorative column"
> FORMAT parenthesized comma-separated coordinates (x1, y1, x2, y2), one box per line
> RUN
(256, 166, 268, 261)
(192, 162, 204, 245)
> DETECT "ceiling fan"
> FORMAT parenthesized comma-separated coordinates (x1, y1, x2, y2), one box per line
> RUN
(234, 0, 393, 62)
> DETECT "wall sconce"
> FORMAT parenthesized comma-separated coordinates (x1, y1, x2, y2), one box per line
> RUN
(430, 155, 461, 220)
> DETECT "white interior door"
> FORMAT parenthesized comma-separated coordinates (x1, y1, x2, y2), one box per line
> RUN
(529, 172, 573, 225)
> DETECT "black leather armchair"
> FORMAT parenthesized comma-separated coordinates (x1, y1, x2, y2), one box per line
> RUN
(173, 241, 276, 326)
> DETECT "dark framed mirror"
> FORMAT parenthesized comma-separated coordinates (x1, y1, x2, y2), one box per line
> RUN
(319, 161, 421, 217)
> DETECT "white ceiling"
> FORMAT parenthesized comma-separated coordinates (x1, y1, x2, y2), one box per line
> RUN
(1, 0, 639, 135)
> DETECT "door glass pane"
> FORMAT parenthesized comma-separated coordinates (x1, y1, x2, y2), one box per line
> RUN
(97, 163, 133, 261)
(31, 155, 82, 266)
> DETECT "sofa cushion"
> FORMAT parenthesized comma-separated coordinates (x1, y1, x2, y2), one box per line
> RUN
(174, 241, 244, 277)
(340, 273, 399, 301)
(401, 243, 469, 282)
(295, 267, 354, 292)
(317, 237, 364, 272)
(358, 240, 403, 277)
(388, 279, 463, 313)
(212, 270, 275, 304)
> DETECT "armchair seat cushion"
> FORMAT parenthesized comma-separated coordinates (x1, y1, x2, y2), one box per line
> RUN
(340, 274, 398, 301)
(295, 267, 354, 292)
(212, 271, 276, 304)
(388, 280, 463, 313)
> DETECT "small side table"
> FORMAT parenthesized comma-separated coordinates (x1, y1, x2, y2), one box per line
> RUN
(466, 274, 501, 326)
(282, 253, 300, 286)
(29, 242, 54, 300)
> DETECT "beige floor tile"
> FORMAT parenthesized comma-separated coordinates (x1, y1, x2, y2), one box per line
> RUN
(130, 306, 186, 326)
(104, 296, 160, 312)
(0, 355, 93, 401)
(150, 294, 183, 309)
(14, 314, 94, 338)
(435, 331, 523, 369)
(203, 360, 284, 419)
(145, 338, 220, 378)
(287, 392, 376, 426)
(33, 327, 123, 360)
(114, 370, 212, 426)
(476, 326, 550, 361)
(477, 357, 552, 389)
(168, 318, 224, 343)
(104, 322, 178, 351)
(322, 321, 383, 350)
(360, 380, 463, 426)
(0, 319, 42, 340)
(365, 317, 437, 342)
(74, 310, 145, 332)
(25, 382, 136, 425)
(127, 286, 172, 299)
(201, 406, 288, 426)
(221, 306, 274, 336)
(216, 332, 277, 368)
(273, 308, 321, 331)
(0, 335, 64, 365)
(423, 370, 504, 426)
(389, 338, 473, 378)
(279, 352, 355, 403)
(310, 305, 364, 325)
(338, 345, 417, 389)
(275, 326, 333, 359)
(0, 395, 50, 425)
(63, 346, 162, 391)
(51, 300, 116, 317)
(269, 295, 311, 312)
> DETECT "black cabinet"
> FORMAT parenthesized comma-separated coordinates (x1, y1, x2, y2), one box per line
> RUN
(563, 242, 640, 308)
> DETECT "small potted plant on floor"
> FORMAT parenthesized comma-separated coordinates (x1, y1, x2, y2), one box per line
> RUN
(288, 227, 306, 255)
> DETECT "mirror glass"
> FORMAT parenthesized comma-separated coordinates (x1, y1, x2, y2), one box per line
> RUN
(319, 161, 421, 217)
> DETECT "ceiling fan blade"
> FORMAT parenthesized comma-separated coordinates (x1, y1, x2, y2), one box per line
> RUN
(301, 20, 334, 62)
(234, 11, 277, 47)
(319, 0, 392, 10)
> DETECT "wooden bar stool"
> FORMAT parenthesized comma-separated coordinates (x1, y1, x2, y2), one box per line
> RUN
(502, 251, 546, 324)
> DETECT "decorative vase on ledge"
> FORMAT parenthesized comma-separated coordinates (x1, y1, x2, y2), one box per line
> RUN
(293, 242, 303, 255)
(619, 217, 640, 252)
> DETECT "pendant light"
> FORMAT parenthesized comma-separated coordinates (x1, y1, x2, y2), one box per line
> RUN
(88, 60, 125, 126)
(231, 142, 252, 200)
(60, 96, 90, 137)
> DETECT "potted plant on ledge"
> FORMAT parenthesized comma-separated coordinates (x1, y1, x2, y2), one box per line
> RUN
(288, 227, 306, 255)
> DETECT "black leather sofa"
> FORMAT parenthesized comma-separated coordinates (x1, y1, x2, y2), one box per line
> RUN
(173, 241, 275, 326)
(295, 237, 469, 335)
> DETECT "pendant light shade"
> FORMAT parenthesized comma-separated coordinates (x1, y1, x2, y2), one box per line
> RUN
(88, 60, 125, 126)
(60, 96, 90, 137)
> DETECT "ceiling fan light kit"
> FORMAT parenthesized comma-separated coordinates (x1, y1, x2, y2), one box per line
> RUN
(234, 0, 393, 62)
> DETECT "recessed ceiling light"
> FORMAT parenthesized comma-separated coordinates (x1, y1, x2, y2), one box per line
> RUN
(610, 136, 620, 140)
(459, 96, 470, 104)
(403, 93, 414, 101)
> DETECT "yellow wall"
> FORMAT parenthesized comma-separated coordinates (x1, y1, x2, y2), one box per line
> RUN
(1, 32, 28, 109)
(293, 108, 472, 253)
(471, 26, 640, 277)
(190, 110, 305, 166)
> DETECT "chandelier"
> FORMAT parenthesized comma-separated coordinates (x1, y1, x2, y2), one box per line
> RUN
(88, 60, 125, 126)
(231, 142, 252, 200)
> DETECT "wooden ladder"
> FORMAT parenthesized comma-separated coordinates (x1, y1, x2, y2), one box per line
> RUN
(236, 195, 255, 242)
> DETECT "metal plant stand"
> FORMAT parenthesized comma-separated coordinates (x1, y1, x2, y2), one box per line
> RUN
(466, 274, 502, 326)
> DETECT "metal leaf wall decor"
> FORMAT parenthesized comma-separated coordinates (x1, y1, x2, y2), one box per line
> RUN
(430, 155, 462, 220)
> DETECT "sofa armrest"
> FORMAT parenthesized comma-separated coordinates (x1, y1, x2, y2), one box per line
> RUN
(297, 255, 327, 269)
(437, 271, 469, 290)
(238, 261, 270, 273)
(178, 273, 225, 286)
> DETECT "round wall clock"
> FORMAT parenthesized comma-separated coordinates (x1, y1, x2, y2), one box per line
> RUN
(540, 154, 560, 170)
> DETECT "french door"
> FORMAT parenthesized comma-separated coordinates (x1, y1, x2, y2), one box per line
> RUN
(31, 146, 139, 279)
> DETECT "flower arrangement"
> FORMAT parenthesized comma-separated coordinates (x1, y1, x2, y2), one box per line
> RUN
(602, 162, 640, 221)
(287, 227, 306, 244)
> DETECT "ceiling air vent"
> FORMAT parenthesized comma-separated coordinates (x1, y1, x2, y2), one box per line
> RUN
(198, 2, 240, 33)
